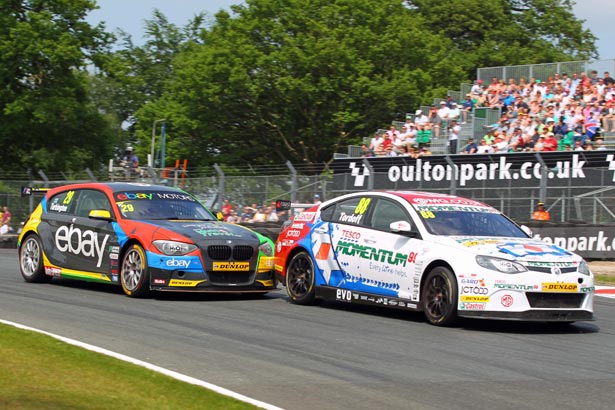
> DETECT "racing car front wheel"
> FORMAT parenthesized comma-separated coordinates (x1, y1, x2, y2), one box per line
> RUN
(286, 251, 316, 305)
(120, 244, 151, 298)
(422, 267, 458, 326)
(19, 234, 51, 283)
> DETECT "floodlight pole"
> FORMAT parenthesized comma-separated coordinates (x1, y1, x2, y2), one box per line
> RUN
(150, 119, 166, 167)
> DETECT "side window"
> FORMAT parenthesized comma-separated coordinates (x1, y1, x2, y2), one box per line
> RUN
(370, 199, 410, 231)
(75, 190, 112, 218)
(47, 190, 77, 215)
(323, 197, 372, 227)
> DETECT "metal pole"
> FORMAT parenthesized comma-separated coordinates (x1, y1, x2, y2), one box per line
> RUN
(214, 164, 225, 211)
(286, 161, 297, 203)
(151, 119, 166, 167)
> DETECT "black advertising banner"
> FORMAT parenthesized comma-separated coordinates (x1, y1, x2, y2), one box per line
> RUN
(331, 151, 615, 190)
(530, 225, 615, 259)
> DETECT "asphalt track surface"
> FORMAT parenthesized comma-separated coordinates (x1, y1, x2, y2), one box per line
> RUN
(1, 248, 615, 410)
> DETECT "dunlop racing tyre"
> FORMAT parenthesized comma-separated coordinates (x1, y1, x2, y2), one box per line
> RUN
(286, 251, 316, 305)
(422, 267, 458, 326)
(120, 244, 151, 298)
(19, 234, 51, 283)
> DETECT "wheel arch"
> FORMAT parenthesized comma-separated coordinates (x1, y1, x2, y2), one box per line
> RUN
(419, 260, 457, 306)
(279, 245, 313, 286)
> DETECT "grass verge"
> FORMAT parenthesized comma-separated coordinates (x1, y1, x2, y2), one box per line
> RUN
(595, 274, 615, 286)
(0, 324, 258, 410)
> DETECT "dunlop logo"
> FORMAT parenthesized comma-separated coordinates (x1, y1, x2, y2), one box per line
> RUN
(213, 261, 250, 271)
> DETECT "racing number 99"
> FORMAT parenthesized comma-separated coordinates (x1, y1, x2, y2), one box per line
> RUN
(354, 198, 371, 215)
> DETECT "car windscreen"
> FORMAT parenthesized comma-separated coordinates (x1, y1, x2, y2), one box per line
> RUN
(113, 191, 216, 221)
(419, 210, 527, 237)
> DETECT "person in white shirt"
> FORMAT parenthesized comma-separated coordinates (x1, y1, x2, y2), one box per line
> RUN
(476, 138, 494, 154)
(369, 132, 384, 156)
(414, 110, 428, 126)
(448, 120, 461, 154)
(437, 101, 450, 121)
(448, 102, 461, 122)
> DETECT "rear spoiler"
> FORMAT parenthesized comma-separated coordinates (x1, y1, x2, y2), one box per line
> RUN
(21, 186, 51, 197)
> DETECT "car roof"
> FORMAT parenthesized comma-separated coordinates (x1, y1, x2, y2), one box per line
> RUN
(45, 182, 185, 197)
(346, 190, 492, 209)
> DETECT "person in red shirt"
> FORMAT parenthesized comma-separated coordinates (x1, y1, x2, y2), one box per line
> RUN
(221, 199, 233, 221)
(543, 132, 558, 151)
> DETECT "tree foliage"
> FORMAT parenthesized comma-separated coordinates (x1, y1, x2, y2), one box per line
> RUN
(139, 0, 463, 169)
(0, 0, 600, 174)
(0, 0, 115, 173)
(408, 0, 598, 70)
(136, 0, 597, 170)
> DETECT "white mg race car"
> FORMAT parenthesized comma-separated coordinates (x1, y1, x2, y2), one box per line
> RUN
(274, 191, 594, 326)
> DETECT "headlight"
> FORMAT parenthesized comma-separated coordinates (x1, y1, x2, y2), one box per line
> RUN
(578, 260, 592, 276)
(259, 241, 274, 257)
(476, 255, 527, 273)
(152, 240, 197, 256)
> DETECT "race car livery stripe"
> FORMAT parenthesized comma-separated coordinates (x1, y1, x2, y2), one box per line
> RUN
(60, 268, 113, 283)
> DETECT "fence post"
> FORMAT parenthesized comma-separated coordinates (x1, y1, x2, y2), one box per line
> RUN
(286, 161, 297, 203)
(362, 158, 374, 191)
(214, 163, 225, 211)
(445, 156, 458, 195)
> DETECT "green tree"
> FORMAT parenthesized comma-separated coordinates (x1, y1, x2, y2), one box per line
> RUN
(139, 0, 463, 169)
(91, 9, 208, 165)
(0, 0, 116, 174)
(138, 0, 597, 170)
(408, 0, 598, 71)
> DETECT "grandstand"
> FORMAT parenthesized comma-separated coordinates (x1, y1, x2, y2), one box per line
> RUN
(339, 58, 615, 158)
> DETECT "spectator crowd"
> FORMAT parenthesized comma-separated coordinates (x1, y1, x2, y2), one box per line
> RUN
(363, 70, 615, 157)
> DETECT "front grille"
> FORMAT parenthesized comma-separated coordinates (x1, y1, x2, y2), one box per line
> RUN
(526, 292, 584, 308)
(208, 245, 231, 260)
(209, 271, 253, 286)
(233, 245, 254, 261)
(207, 245, 255, 261)
(527, 267, 578, 274)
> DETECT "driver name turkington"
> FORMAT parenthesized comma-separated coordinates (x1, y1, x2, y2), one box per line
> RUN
(386, 155, 586, 187)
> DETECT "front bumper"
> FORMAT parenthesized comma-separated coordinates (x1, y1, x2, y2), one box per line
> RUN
(148, 254, 278, 292)
(459, 309, 594, 321)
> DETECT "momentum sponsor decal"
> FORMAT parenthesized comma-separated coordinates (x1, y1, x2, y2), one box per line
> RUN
(335, 240, 417, 266)
(494, 283, 538, 291)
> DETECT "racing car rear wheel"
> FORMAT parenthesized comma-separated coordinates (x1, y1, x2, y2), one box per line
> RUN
(422, 267, 458, 326)
(19, 234, 51, 283)
(286, 251, 316, 305)
(120, 244, 151, 298)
